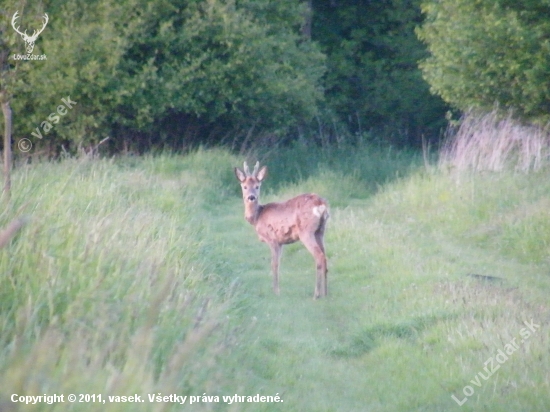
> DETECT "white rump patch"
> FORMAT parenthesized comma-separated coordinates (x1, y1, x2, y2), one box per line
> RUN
(313, 205, 326, 218)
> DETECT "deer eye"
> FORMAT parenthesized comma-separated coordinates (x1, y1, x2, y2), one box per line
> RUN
(243, 185, 248, 189)
(255, 186, 259, 189)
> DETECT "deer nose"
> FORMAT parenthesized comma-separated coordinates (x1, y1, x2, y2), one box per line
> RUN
(247, 195, 256, 202)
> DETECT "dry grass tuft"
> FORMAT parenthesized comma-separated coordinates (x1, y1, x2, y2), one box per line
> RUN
(440, 111, 550, 172)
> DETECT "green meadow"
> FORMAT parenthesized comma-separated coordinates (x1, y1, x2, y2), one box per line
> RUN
(0, 143, 549, 411)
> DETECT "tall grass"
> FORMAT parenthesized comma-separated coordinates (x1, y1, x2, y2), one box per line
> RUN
(1, 140, 549, 411)
(439, 111, 550, 172)
(434, 110, 550, 265)
(0, 153, 238, 411)
(245, 140, 421, 206)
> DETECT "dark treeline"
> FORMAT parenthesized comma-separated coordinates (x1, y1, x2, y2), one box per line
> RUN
(311, 0, 447, 147)
(2, 0, 549, 155)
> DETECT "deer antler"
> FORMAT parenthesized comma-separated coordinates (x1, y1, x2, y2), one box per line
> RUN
(31, 13, 49, 41)
(11, 11, 28, 38)
(11, 11, 49, 54)
(243, 161, 261, 177)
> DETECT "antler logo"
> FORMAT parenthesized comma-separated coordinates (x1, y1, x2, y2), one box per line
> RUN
(11, 11, 49, 54)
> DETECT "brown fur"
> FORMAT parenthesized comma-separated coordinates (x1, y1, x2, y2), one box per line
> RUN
(235, 162, 329, 298)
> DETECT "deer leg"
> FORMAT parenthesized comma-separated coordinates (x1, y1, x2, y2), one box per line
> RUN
(315, 228, 328, 296)
(269, 243, 282, 295)
(301, 233, 327, 299)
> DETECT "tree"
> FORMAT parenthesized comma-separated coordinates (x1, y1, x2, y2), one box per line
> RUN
(1, 1, 25, 197)
(417, 0, 550, 123)
(10, 0, 139, 152)
(311, 0, 447, 145)
(6, 0, 326, 152)
(114, 0, 325, 147)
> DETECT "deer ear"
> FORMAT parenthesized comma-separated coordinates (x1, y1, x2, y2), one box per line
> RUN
(234, 167, 246, 182)
(257, 166, 268, 182)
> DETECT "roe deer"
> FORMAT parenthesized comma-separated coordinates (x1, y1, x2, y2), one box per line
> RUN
(234, 161, 329, 299)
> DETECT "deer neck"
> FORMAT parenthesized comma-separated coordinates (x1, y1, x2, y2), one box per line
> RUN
(244, 202, 262, 225)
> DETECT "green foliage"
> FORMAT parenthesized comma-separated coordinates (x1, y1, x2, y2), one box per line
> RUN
(0, 4, 19, 103)
(312, 0, 447, 144)
(3, 0, 459, 151)
(417, 0, 550, 123)
(120, 0, 325, 135)
(3, 0, 325, 150)
(11, 0, 135, 146)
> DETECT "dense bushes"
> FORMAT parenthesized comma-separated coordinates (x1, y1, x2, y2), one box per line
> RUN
(1, 0, 325, 151)
(418, 0, 550, 124)
(6, 0, 550, 152)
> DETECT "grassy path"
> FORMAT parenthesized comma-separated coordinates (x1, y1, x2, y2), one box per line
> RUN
(207, 201, 373, 411)
(1, 151, 548, 412)
(203, 170, 550, 412)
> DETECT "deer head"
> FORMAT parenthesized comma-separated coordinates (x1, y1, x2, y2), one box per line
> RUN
(234, 161, 268, 223)
(11, 11, 49, 54)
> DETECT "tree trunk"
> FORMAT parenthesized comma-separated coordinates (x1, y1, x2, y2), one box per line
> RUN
(301, 0, 313, 40)
(2, 101, 12, 199)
